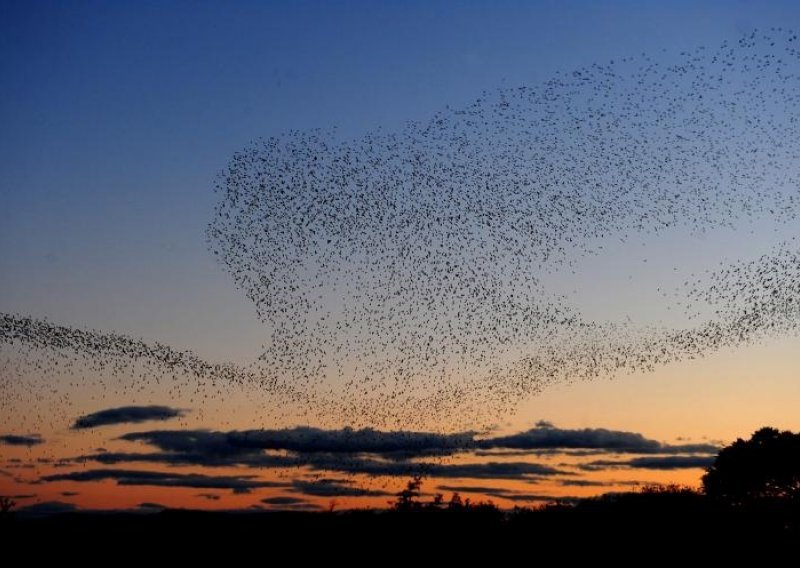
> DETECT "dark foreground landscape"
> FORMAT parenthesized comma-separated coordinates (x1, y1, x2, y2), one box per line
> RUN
(5, 490, 800, 549)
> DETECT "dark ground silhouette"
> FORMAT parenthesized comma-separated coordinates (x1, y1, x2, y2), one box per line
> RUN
(3, 493, 799, 549)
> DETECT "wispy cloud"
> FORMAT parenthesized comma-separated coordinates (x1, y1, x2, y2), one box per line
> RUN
(291, 478, 392, 497)
(436, 485, 574, 503)
(41, 469, 291, 493)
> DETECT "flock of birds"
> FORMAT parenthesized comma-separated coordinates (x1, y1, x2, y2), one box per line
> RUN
(2, 29, 800, 434)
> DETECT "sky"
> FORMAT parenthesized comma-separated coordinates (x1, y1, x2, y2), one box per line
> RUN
(1, 0, 800, 513)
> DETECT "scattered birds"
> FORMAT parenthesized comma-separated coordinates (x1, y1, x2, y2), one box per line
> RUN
(2, 29, 799, 433)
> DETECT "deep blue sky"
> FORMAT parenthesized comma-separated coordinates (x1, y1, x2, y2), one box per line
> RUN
(2, 0, 798, 361)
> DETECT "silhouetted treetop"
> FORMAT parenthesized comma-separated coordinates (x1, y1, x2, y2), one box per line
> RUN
(703, 427, 800, 505)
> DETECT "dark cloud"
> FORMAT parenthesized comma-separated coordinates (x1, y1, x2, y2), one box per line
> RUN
(73, 405, 184, 429)
(261, 496, 307, 505)
(79, 450, 297, 468)
(291, 478, 392, 497)
(294, 455, 564, 480)
(99, 430, 312, 470)
(0, 434, 44, 447)
(138, 502, 167, 510)
(7, 494, 37, 500)
(625, 456, 716, 470)
(472, 449, 557, 457)
(70, 422, 715, 483)
(480, 424, 719, 455)
(60, 491, 80, 497)
(82, 428, 566, 480)
(77, 447, 561, 480)
(418, 461, 562, 480)
(120, 426, 472, 457)
(436, 485, 519, 495)
(40, 468, 290, 492)
(582, 456, 715, 471)
(558, 479, 642, 487)
(116, 423, 718, 467)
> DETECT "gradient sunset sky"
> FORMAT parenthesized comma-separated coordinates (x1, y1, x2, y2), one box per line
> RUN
(2, 1, 799, 512)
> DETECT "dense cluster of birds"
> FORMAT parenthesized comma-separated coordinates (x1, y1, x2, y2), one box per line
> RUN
(2, 29, 800, 433)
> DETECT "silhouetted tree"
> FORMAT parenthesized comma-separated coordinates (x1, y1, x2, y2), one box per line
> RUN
(0, 496, 15, 516)
(448, 492, 463, 511)
(428, 493, 444, 510)
(390, 477, 500, 514)
(392, 475, 423, 511)
(703, 427, 800, 505)
(640, 483, 698, 497)
(466, 499, 499, 513)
